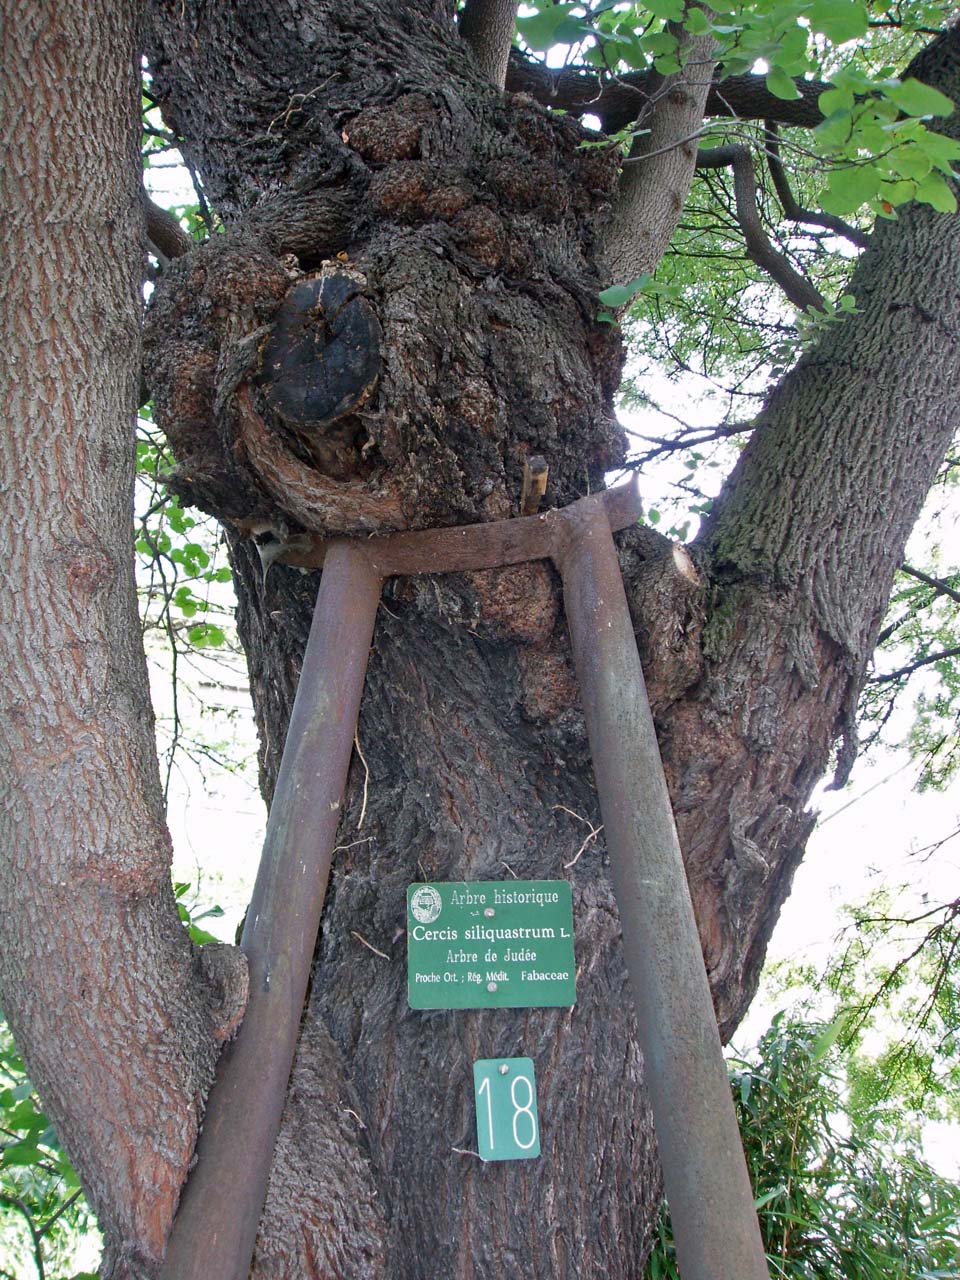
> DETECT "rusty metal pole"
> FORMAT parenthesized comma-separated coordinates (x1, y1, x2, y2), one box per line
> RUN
(556, 506, 770, 1280)
(159, 541, 382, 1280)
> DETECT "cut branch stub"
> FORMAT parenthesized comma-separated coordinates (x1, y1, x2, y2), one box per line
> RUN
(257, 269, 381, 431)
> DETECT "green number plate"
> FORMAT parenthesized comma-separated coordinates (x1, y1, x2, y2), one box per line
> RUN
(406, 880, 576, 1009)
(474, 1058, 540, 1161)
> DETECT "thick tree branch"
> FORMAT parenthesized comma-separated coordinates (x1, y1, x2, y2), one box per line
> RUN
(2, 4, 241, 1273)
(142, 187, 193, 261)
(764, 123, 871, 249)
(697, 142, 825, 313)
(459, 0, 518, 89)
(505, 50, 828, 133)
(603, 24, 718, 283)
(901, 562, 960, 604)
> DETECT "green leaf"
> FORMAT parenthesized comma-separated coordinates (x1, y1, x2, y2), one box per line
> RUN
(641, 30, 678, 56)
(815, 109, 853, 149)
(188, 923, 221, 945)
(889, 144, 932, 182)
(187, 623, 227, 648)
(516, 5, 587, 52)
(920, 130, 960, 168)
(807, 0, 868, 44)
(811, 1013, 849, 1062)
(598, 274, 651, 307)
(818, 84, 855, 116)
(184, 542, 210, 569)
(772, 25, 810, 73)
(915, 171, 958, 213)
(2, 1142, 44, 1166)
(887, 77, 956, 119)
(683, 6, 711, 35)
(653, 53, 682, 75)
(877, 178, 915, 207)
(7, 1097, 45, 1131)
(644, 0, 684, 17)
(766, 66, 801, 101)
(821, 163, 879, 214)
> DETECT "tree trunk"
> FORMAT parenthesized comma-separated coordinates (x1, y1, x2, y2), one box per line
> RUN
(4, 0, 960, 1272)
(0, 3, 247, 1276)
(140, 12, 960, 1280)
(140, 7, 960, 1276)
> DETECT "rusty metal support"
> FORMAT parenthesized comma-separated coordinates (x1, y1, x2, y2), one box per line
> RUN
(556, 504, 769, 1280)
(159, 541, 382, 1280)
(160, 481, 767, 1280)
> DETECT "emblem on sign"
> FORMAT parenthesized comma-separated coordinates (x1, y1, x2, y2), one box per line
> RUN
(409, 885, 443, 924)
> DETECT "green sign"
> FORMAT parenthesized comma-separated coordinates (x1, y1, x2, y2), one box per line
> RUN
(406, 880, 576, 1009)
(474, 1058, 540, 1161)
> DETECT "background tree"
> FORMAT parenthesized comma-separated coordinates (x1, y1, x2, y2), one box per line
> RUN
(2, 2, 959, 1278)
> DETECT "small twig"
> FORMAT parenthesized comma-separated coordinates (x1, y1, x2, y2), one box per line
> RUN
(333, 837, 374, 854)
(0, 1191, 44, 1280)
(342, 1107, 367, 1129)
(566, 825, 604, 868)
(350, 930, 389, 960)
(500, 861, 519, 879)
(183, 155, 213, 230)
(267, 77, 336, 134)
(354, 730, 370, 828)
(451, 1146, 482, 1159)
(621, 123, 712, 166)
(763, 121, 870, 249)
(37, 1189, 83, 1241)
(553, 804, 603, 867)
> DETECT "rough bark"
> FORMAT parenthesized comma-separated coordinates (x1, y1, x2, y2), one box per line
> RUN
(0, 3, 247, 1277)
(139, 7, 960, 1277)
(460, 0, 518, 89)
(142, 10, 960, 1277)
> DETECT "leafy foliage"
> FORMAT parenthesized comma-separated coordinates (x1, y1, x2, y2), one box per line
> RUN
(646, 1006, 960, 1278)
(519, 0, 959, 215)
(860, 531, 960, 790)
(646, 871, 960, 1279)
(824, 889, 960, 1117)
(0, 1015, 98, 1280)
